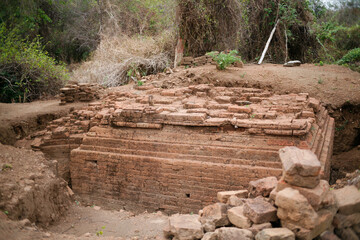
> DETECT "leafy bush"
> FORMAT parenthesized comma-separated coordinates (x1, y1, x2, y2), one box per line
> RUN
(338, 48, 360, 65)
(0, 0, 101, 63)
(206, 50, 242, 70)
(337, 48, 360, 72)
(0, 25, 68, 103)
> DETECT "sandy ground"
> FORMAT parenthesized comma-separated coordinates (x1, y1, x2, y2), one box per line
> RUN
(48, 204, 168, 239)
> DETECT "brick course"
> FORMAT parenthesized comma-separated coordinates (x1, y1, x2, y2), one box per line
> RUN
(28, 84, 334, 212)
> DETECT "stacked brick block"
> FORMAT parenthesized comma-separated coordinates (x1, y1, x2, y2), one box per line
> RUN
(28, 83, 335, 213)
(59, 82, 100, 105)
(180, 55, 215, 66)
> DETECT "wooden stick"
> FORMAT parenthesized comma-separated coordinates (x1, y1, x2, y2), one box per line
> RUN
(284, 25, 288, 63)
(258, 19, 280, 65)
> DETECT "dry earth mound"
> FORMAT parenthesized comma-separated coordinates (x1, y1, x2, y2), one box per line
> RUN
(0, 144, 72, 227)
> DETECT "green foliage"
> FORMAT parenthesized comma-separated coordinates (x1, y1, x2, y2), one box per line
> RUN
(2, 163, 13, 171)
(308, 0, 327, 19)
(0, 0, 100, 63)
(0, 24, 68, 102)
(137, 80, 144, 86)
(315, 21, 345, 43)
(206, 50, 242, 70)
(236, 0, 316, 63)
(312, 0, 360, 64)
(178, 0, 241, 56)
(96, 226, 106, 237)
(338, 48, 360, 72)
(111, 0, 176, 36)
(338, 48, 360, 64)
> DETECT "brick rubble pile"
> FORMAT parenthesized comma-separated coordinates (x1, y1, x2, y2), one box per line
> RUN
(164, 146, 360, 240)
(181, 55, 215, 66)
(59, 81, 100, 105)
(180, 53, 243, 68)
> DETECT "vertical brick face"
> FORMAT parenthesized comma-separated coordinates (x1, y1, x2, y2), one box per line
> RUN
(70, 126, 313, 213)
(69, 116, 333, 212)
(71, 149, 282, 213)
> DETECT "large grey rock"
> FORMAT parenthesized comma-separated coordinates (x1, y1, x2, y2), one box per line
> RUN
(279, 208, 334, 240)
(227, 206, 252, 228)
(275, 178, 330, 211)
(255, 228, 295, 240)
(249, 177, 278, 198)
(279, 147, 321, 188)
(199, 203, 229, 232)
(275, 188, 318, 230)
(217, 190, 248, 203)
(227, 195, 245, 206)
(165, 214, 204, 240)
(283, 60, 301, 67)
(215, 227, 253, 240)
(297, 209, 334, 240)
(244, 197, 278, 224)
(333, 185, 360, 215)
(249, 223, 272, 236)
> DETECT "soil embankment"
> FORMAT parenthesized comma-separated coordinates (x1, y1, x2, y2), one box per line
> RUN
(0, 100, 88, 145)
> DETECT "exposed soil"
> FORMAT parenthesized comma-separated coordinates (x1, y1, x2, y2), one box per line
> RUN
(157, 64, 360, 108)
(48, 204, 168, 239)
(0, 144, 167, 240)
(0, 144, 72, 227)
(1, 209, 167, 240)
(1, 63, 360, 239)
(0, 100, 88, 145)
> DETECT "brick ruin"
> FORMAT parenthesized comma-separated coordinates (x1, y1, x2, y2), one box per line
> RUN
(59, 82, 100, 105)
(28, 83, 334, 213)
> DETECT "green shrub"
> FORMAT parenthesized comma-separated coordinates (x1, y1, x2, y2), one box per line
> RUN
(0, 24, 68, 102)
(206, 50, 242, 70)
(338, 48, 360, 72)
(338, 48, 360, 65)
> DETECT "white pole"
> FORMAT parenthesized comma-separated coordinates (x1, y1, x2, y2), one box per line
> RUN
(258, 19, 280, 65)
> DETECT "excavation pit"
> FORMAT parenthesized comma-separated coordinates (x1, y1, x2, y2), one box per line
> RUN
(29, 83, 334, 213)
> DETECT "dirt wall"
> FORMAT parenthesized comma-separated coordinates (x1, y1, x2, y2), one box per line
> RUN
(0, 144, 72, 227)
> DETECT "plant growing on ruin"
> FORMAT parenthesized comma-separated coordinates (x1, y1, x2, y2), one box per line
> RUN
(2, 163, 13, 171)
(206, 50, 242, 70)
(96, 226, 106, 237)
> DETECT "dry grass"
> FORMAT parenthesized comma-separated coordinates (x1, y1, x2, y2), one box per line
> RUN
(72, 31, 174, 87)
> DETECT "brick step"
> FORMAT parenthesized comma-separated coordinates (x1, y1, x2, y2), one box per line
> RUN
(79, 145, 282, 168)
(91, 125, 291, 151)
(70, 148, 282, 213)
(81, 136, 280, 161)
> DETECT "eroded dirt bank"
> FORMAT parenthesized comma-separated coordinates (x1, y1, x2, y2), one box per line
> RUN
(0, 144, 72, 226)
(0, 100, 88, 145)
